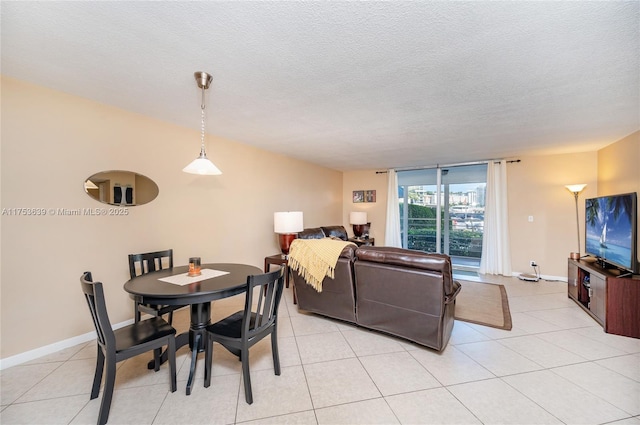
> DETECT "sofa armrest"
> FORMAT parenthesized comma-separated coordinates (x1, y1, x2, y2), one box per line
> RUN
(445, 280, 461, 304)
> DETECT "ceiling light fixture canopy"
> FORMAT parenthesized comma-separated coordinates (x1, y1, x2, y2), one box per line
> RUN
(183, 71, 222, 175)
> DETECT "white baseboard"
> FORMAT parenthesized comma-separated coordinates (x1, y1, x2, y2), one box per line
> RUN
(0, 318, 134, 371)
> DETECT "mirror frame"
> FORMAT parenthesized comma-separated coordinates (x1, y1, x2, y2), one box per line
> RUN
(84, 170, 159, 206)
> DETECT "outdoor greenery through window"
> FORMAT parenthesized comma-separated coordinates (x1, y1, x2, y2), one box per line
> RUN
(398, 164, 487, 270)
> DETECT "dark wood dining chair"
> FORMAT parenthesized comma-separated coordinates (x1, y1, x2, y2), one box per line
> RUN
(80, 271, 177, 425)
(128, 249, 184, 324)
(204, 267, 285, 404)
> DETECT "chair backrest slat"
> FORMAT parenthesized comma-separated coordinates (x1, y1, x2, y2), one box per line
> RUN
(128, 249, 173, 279)
(242, 268, 284, 336)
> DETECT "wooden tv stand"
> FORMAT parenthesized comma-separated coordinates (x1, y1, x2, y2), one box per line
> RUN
(568, 259, 639, 339)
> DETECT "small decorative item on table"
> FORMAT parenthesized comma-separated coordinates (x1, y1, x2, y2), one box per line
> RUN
(188, 257, 201, 276)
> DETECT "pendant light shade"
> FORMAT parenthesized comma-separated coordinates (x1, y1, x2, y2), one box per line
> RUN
(182, 150, 222, 175)
(183, 71, 222, 175)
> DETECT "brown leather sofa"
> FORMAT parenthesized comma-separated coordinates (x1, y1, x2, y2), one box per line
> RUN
(291, 227, 461, 351)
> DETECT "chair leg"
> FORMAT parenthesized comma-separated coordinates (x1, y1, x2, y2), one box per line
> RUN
(134, 302, 141, 323)
(241, 349, 253, 404)
(204, 334, 213, 388)
(167, 311, 174, 325)
(91, 346, 105, 399)
(153, 348, 161, 372)
(167, 337, 177, 392)
(186, 333, 200, 396)
(271, 328, 281, 376)
(97, 354, 117, 425)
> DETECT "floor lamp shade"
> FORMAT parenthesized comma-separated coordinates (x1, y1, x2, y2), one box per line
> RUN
(274, 211, 304, 255)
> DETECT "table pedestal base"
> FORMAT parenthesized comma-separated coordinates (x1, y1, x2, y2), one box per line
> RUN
(146, 302, 211, 395)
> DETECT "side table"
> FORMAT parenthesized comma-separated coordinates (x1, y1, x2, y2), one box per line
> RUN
(264, 254, 296, 304)
(348, 237, 375, 247)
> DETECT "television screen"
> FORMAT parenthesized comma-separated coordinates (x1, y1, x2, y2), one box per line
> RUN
(585, 192, 638, 273)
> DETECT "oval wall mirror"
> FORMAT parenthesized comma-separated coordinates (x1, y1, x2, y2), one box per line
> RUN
(84, 170, 159, 206)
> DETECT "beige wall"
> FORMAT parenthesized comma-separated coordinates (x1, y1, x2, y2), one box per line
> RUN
(507, 153, 598, 276)
(597, 131, 640, 267)
(0, 76, 342, 359)
(597, 131, 640, 196)
(342, 170, 389, 244)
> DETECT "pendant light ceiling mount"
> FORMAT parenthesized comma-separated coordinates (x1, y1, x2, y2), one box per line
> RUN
(182, 71, 222, 176)
(195, 71, 213, 90)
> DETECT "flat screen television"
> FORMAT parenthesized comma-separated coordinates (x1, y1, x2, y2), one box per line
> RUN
(585, 192, 638, 275)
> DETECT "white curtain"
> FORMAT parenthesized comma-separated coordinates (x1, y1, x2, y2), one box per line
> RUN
(385, 169, 402, 247)
(479, 160, 512, 275)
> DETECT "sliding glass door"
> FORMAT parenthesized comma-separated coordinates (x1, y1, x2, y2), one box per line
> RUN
(398, 164, 487, 271)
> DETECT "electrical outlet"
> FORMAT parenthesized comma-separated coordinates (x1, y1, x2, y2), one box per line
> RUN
(530, 261, 537, 267)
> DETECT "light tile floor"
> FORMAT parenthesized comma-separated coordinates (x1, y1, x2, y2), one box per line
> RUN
(2, 275, 639, 424)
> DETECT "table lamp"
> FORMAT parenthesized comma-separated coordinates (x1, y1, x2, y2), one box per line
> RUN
(274, 211, 303, 257)
(350, 211, 368, 238)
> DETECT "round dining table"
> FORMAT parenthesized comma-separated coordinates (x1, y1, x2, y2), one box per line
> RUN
(124, 262, 262, 395)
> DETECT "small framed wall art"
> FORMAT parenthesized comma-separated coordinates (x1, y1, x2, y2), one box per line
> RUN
(353, 190, 376, 203)
(365, 190, 376, 203)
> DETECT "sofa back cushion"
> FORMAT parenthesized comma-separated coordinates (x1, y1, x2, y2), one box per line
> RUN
(298, 227, 325, 239)
(298, 225, 348, 241)
(296, 226, 354, 259)
(355, 246, 454, 294)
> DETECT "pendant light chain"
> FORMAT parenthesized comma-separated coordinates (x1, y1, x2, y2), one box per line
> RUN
(200, 86, 206, 155)
(182, 71, 221, 175)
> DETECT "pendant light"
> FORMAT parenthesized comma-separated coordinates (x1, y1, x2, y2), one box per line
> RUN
(182, 71, 222, 175)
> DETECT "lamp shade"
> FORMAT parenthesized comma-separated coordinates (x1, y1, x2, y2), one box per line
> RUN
(274, 211, 304, 234)
(350, 211, 368, 225)
(565, 184, 587, 194)
(183, 154, 222, 175)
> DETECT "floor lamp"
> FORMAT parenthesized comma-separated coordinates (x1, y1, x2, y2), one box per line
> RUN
(565, 184, 587, 259)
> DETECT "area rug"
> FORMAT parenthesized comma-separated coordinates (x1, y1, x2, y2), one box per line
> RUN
(454, 280, 512, 330)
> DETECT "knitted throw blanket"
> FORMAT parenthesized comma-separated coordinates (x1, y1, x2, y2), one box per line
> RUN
(288, 238, 355, 293)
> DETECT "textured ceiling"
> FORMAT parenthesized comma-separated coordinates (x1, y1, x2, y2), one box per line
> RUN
(2, 1, 638, 171)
